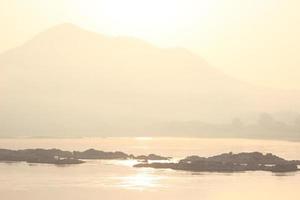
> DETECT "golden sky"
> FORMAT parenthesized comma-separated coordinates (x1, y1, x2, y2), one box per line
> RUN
(1, 0, 300, 90)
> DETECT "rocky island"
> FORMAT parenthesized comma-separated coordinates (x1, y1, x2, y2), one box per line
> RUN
(1, 148, 298, 172)
(134, 154, 171, 161)
(0, 149, 85, 165)
(134, 152, 300, 173)
(0, 148, 170, 165)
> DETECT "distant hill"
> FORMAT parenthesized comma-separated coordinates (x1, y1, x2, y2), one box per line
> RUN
(1, 23, 300, 138)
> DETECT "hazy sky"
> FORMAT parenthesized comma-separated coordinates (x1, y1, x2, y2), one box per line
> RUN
(1, 0, 300, 90)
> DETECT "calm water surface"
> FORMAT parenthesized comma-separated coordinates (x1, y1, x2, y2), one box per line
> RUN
(0, 137, 299, 200)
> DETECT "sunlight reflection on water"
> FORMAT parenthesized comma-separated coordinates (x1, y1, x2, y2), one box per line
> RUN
(117, 168, 164, 190)
(0, 138, 300, 200)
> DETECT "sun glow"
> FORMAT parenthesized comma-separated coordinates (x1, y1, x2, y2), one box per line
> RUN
(72, 0, 179, 32)
(120, 169, 163, 190)
(70, 0, 216, 39)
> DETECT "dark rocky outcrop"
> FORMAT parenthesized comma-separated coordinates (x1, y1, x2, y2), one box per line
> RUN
(26, 157, 85, 165)
(206, 152, 287, 165)
(0, 148, 84, 165)
(134, 154, 170, 161)
(0, 148, 170, 165)
(134, 152, 300, 173)
(73, 149, 129, 160)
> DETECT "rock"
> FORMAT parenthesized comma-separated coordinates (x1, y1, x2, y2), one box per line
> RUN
(134, 154, 170, 160)
(73, 149, 129, 159)
(134, 152, 300, 173)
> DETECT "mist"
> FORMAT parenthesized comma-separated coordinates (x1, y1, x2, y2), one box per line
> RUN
(0, 24, 299, 139)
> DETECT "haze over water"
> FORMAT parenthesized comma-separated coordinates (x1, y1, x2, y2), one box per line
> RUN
(1, 1, 300, 200)
(1, 138, 300, 200)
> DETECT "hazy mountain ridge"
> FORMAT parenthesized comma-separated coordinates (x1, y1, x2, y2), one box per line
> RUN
(1, 23, 300, 138)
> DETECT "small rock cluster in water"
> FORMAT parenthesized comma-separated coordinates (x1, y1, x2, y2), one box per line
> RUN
(0, 148, 169, 165)
(134, 152, 300, 173)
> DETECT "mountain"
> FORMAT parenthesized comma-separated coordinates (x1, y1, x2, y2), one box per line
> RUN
(1, 23, 300, 137)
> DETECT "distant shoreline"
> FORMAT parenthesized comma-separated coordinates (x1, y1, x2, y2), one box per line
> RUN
(0, 136, 299, 143)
